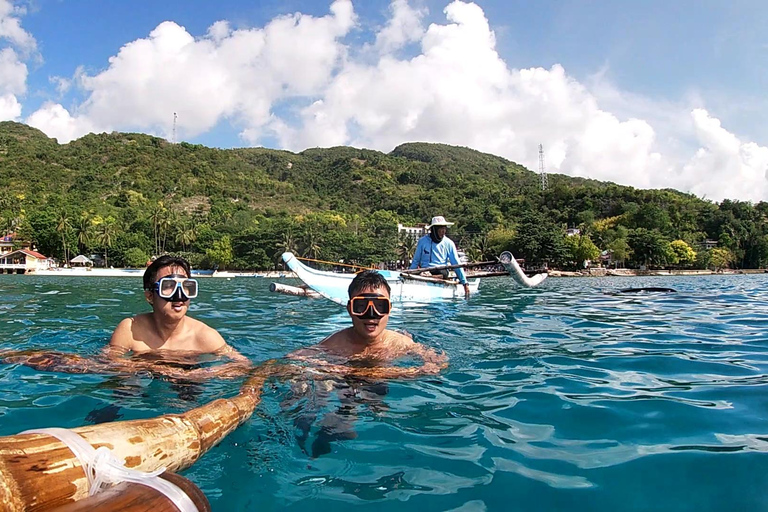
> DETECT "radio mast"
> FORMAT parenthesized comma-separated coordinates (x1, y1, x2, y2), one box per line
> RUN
(172, 112, 177, 143)
(539, 144, 548, 191)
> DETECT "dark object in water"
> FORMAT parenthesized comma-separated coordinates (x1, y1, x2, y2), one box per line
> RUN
(617, 287, 677, 294)
(85, 403, 123, 424)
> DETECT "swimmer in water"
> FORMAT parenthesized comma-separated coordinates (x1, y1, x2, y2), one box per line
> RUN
(105, 255, 251, 380)
(283, 270, 448, 457)
(288, 269, 448, 378)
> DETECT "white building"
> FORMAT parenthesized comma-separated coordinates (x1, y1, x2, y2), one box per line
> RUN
(0, 249, 52, 274)
(397, 223, 426, 240)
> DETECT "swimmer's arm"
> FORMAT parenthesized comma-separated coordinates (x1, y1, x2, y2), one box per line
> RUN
(99, 344, 172, 376)
(197, 343, 253, 379)
(176, 327, 252, 379)
(401, 338, 448, 375)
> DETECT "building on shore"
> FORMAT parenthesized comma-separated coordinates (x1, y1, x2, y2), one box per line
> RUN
(0, 249, 52, 274)
(397, 223, 427, 240)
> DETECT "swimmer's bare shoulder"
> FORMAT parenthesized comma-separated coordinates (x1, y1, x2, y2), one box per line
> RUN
(186, 317, 227, 353)
(191, 319, 250, 362)
(312, 328, 354, 354)
(109, 314, 151, 352)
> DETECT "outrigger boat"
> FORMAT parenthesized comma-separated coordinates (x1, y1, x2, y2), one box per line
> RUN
(281, 251, 547, 305)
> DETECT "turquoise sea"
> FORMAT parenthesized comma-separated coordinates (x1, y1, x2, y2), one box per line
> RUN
(1, 274, 768, 511)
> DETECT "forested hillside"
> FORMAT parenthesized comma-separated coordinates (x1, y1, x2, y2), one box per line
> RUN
(1, 121, 766, 270)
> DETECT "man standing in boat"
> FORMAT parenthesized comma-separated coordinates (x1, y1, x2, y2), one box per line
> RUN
(409, 215, 471, 298)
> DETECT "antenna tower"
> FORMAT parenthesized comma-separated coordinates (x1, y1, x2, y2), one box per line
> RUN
(172, 112, 177, 143)
(538, 144, 548, 191)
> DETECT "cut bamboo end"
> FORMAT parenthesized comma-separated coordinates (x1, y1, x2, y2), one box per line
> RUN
(48, 471, 211, 512)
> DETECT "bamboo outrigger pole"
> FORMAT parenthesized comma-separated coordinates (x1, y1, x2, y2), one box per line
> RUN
(0, 363, 282, 512)
(398, 260, 498, 275)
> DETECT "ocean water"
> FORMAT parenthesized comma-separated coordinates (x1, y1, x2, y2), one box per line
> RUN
(1, 273, 768, 511)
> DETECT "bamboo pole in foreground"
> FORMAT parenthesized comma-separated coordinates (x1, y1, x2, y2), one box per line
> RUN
(0, 364, 278, 512)
(48, 472, 210, 512)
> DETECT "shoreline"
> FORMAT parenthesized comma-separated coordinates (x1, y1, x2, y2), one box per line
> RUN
(543, 268, 768, 278)
(11, 267, 766, 279)
(17, 268, 298, 278)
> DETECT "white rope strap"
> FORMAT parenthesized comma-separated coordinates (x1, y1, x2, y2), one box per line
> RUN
(23, 427, 199, 512)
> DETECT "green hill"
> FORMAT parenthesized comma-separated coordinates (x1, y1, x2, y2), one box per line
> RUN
(0, 122, 765, 270)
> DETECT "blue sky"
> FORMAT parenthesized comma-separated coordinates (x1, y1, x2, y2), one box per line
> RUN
(2, 0, 767, 201)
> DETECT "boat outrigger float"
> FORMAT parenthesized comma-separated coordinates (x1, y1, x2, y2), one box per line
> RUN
(280, 251, 547, 305)
(0, 365, 275, 512)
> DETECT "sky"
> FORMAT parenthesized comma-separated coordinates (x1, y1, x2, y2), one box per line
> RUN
(1, 0, 767, 203)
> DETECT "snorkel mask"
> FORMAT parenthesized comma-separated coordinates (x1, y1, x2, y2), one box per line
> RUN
(152, 274, 199, 302)
(349, 293, 391, 319)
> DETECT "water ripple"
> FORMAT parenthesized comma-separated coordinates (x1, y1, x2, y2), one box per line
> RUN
(2, 274, 768, 510)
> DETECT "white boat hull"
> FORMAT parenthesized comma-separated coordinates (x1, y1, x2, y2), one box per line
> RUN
(281, 253, 480, 305)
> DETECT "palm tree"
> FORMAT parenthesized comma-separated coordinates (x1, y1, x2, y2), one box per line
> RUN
(277, 229, 299, 255)
(161, 209, 177, 253)
(175, 222, 197, 252)
(96, 218, 118, 268)
(55, 210, 71, 265)
(397, 234, 417, 267)
(470, 235, 490, 261)
(75, 213, 92, 255)
(302, 228, 322, 260)
(148, 202, 165, 256)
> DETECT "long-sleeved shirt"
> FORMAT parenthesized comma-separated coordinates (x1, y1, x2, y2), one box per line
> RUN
(409, 235, 468, 284)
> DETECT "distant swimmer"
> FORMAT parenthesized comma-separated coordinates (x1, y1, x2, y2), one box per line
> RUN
(105, 255, 252, 379)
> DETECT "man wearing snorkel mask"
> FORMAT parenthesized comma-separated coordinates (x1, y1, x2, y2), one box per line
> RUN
(289, 270, 447, 378)
(283, 271, 447, 458)
(410, 215, 470, 298)
(106, 255, 250, 377)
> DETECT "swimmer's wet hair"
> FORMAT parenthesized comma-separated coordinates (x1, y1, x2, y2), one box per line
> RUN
(348, 270, 391, 298)
(143, 255, 192, 290)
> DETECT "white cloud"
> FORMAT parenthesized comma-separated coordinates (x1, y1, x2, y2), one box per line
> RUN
(680, 109, 768, 202)
(16, 0, 768, 202)
(0, 0, 36, 53)
(0, 92, 20, 119)
(0, 0, 34, 121)
(0, 47, 25, 95)
(26, 102, 95, 143)
(49, 75, 71, 96)
(27, 0, 356, 142)
(374, 0, 426, 53)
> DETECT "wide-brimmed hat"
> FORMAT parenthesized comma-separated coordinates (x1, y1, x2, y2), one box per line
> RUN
(426, 216, 455, 229)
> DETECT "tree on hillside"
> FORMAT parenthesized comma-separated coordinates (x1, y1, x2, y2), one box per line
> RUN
(55, 210, 72, 265)
(606, 238, 630, 268)
(669, 240, 697, 268)
(397, 234, 417, 267)
(565, 234, 601, 268)
(486, 227, 515, 259)
(75, 213, 93, 255)
(95, 217, 118, 267)
(302, 228, 323, 260)
(512, 211, 570, 267)
(709, 247, 734, 271)
(148, 201, 166, 256)
(175, 221, 197, 252)
(627, 228, 672, 268)
(205, 236, 233, 269)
